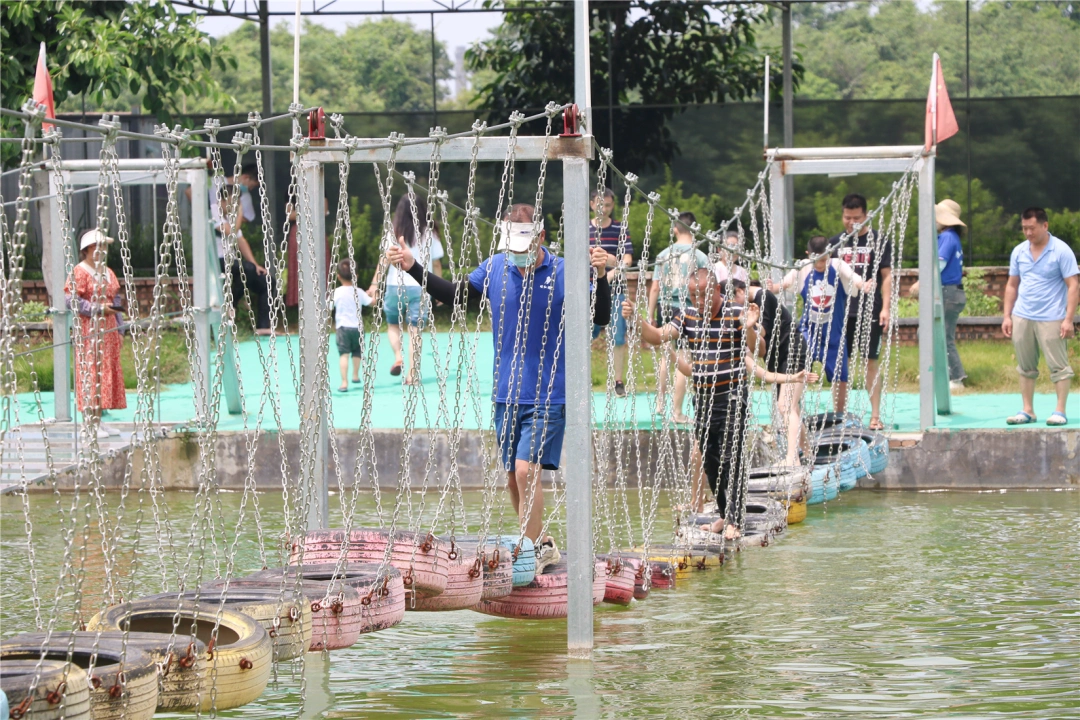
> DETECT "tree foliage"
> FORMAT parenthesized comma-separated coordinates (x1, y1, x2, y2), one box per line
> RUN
(1, 0, 232, 120)
(201, 18, 452, 115)
(760, 0, 1080, 100)
(466, 1, 796, 171)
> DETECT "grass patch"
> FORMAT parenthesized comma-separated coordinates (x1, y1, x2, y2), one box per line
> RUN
(11, 330, 192, 393)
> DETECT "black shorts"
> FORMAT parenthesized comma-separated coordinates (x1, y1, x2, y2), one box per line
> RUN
(336, 326, 362, 357)
(844, 317, 883, 361)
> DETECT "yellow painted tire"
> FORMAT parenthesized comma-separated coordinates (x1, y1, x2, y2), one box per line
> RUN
(0, 633, 158, 720)
(786, 499, 807, 525)
(0, 659, 91, 720)
(88, 600, 272, 712)
(147, 587, 313, 662)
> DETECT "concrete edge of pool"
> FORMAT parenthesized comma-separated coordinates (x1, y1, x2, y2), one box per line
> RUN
(10, 427, 1078, 492)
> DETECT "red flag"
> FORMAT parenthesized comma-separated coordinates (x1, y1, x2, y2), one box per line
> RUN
(924, 53, 958, 151)
(33, 42, 56, 131)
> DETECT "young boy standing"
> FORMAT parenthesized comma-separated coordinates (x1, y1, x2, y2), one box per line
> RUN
(331, 260, 373, 392)
(769, 235, 871, 411)
(590, 188, 634, 396)
(624, 268, 761, 541)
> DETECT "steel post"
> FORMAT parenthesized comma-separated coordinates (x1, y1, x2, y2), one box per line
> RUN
(769, 162, 790, 280)
(298, 158, 328, 531)
(563, 155, 594, 658)
(781, 2, 795, 260)
(189, 167, 211, 422)
(43, 176, 71, 422)
(918, 154, 937, 429)
(574, 0, 593, 130)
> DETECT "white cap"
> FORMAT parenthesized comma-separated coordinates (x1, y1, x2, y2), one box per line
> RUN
(498, 221, 543, 253)
(79, 228, 114, 251)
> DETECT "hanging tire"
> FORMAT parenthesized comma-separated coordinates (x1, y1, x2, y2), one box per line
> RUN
(1, 633, 158, 720)
(808, 464, 839, 504)
(410, 552, 485, 611)
(597, 554, 637, 606)
(806, 412, 862, 434)
(611, 552, 651, 600)
(813, 436, 866, 489)
(744, 497, 787, 535)
(86, 601, 271, 711)
(141, 588, 311, 662)
(747, 465, 809, 503)
(0, 658, 91, 720)
(473, 557, 604, 619)
(248, 563, 406, 632)
(296, 528, 450, 599)
(785, 499, 807, 525)
(224, 579, 367, 651)
(820, 428, 889, 475)
(453, 536, 514, 601)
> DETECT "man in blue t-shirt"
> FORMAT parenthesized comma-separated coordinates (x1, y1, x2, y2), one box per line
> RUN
(1002, 207, 1078, 426)
(590, 188, 633, 396)
(386, 203, 610, 571)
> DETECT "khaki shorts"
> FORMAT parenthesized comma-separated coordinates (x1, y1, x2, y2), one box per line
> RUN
(1012, 316, 1075, 383)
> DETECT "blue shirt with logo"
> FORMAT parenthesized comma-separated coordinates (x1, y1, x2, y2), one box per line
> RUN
(799, 262, 850, 350)
(468, 247, 566, 405)
(938, 227, 963, 286)
(1009, 234, 1079, 322)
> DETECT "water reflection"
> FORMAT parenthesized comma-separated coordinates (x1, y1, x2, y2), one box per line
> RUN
(2, 491, 1078, 718)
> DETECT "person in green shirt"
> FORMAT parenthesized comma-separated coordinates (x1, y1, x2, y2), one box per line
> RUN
(647, 211, 711, 423)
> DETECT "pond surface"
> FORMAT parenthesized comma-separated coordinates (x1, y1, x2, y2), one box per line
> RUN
(2, 490, 1077, 718)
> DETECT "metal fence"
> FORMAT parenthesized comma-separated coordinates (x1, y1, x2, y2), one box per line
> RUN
(5, 95, 1077, 278)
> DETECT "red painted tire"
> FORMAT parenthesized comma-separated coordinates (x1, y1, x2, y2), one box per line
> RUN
(453, 537, 514, 601)
(411, 553, 485, 611)
(295, 528, 449, 599)
(598, 555, 636, 606)
(472, 557, 605, 619)
(223, 579, 365, 651)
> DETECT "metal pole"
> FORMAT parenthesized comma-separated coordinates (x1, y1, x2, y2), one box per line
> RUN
(259, 0, 277, 229)
(563, 155, 593, 658)
(769, 162, 789, 272)
(189, 167, 211, 422)
(567, 0, 593, 659)
(44, 176, 71, 422)
(298, 158, 328, 530)
(763, 55, 770, 151)
(431, 12, 438, 129)
(781, 2, 795, 260)
(917, 153, 936, 430)
(574, 0, 593, 131)
(964, 0, 973, 264)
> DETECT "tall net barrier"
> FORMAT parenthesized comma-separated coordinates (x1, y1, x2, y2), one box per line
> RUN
(1, 96, 911, 715)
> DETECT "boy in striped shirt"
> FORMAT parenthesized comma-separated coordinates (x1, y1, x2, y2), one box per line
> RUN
(623, 268, 761, 540)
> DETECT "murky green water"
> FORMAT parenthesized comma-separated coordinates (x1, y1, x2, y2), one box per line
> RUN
(3, 490, 1078, 718)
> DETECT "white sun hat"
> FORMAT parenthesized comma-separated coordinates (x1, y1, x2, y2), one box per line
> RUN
(79, 228, 114, 250)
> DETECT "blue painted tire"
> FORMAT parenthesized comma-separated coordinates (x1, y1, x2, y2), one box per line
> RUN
(493, 536, 536, 587)
(808, 464, 839, 505)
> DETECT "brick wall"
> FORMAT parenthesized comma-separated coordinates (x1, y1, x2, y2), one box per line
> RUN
(21, 278, 191, 316)
(896, 266, 1009, 299)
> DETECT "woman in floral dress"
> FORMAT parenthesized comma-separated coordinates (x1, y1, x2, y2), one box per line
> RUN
(65, 229, 126, 435)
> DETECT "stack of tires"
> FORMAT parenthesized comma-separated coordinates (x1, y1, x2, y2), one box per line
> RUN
(746, 465, 810, 525)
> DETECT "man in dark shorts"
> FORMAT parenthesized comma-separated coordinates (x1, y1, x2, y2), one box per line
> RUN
(830, 193, 892, 430)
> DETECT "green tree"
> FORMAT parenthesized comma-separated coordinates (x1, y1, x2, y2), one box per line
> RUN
(761, 1, 1080, 100)
(203, 18, 451, 114)
(466, 1, 797, 172)
(1, 0, 233, 158)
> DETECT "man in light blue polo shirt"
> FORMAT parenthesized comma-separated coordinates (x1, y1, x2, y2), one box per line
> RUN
(1002, 207, 1079, 426)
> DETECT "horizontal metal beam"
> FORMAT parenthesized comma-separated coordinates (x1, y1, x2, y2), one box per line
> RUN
(779, 157, 922, 176)
(56, 159, 207, 172)
(60, 168, 206, 187)
(304, 135, 593, 165)
(767, 145, 924, 161)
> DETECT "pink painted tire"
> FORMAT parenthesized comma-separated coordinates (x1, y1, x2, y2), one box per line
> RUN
(411, 553, 485, 611)
(472, 558, 605, 619)
(454, 538, 514, 601)
(650, 560, 676, 590)
(295, 528, 449, 599)
(249, 563, 406, 634)
(224, 579, 365, 651)
(598, 555, 636, 606)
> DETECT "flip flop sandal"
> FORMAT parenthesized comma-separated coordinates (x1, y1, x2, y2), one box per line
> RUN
(868, 418, 885, 431)
(1006, 411, 1036, 425)
(389, 362, 403, 376)
(1046, 412, 1068, 426)
(338, 385, 348, 393)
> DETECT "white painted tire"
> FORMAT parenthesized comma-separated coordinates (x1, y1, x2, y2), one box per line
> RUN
(0, 658, 91, 720)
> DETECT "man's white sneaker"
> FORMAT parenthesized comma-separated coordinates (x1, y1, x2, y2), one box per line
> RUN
(535, 539, 561, 574)
(949, 380, 965, 391)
